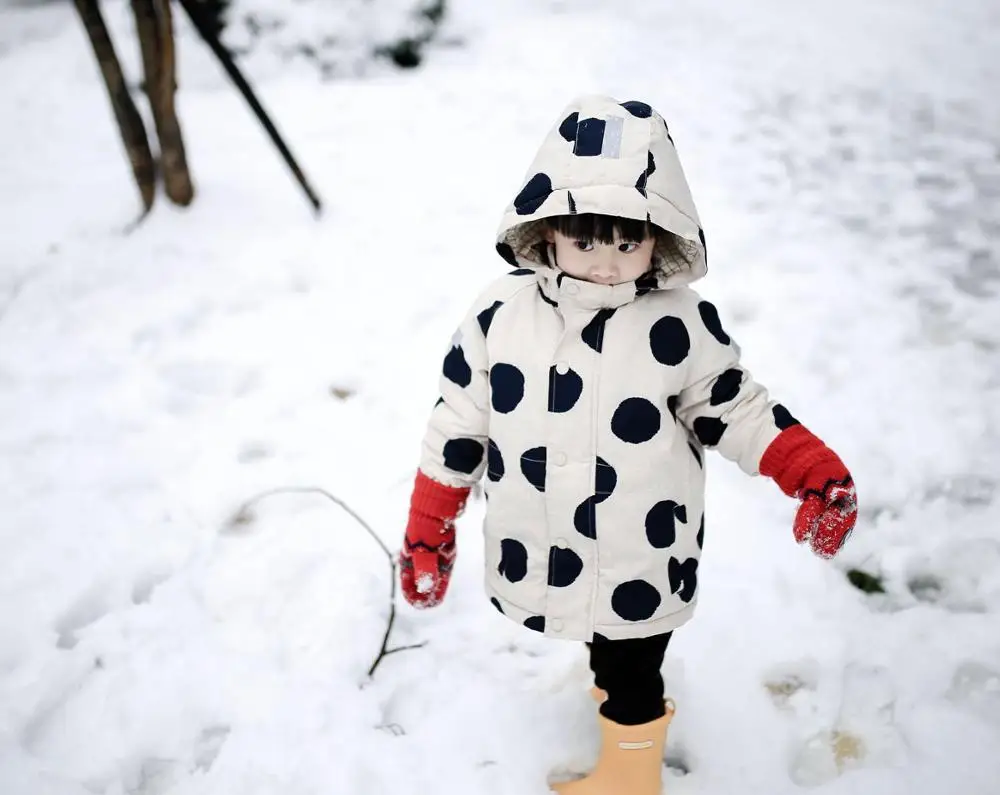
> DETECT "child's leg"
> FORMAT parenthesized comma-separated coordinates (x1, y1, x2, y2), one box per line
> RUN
(588, 633, 672, 726)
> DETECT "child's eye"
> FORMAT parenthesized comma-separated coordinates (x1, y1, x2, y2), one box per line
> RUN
(573, 239, 594, 252)
(618, 242, 640, 253)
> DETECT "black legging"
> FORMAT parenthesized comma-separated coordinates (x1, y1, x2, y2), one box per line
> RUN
(587, 632, 673, 725)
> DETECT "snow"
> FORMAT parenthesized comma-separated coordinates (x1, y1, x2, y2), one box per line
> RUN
(1, 0, 999, 793)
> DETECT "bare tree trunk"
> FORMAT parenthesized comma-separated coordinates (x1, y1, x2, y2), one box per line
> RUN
(73, 0, 156, 213)
(133, 0, 195, 206)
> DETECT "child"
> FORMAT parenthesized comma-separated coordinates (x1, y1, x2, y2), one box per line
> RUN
(399, 95, 857, 795)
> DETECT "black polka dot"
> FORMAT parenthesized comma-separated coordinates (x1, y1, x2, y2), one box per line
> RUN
(514, 173, 553, 215)
(567, 191, 577, 214)
(592, 632, 610, 643)
(710, 368, 743, 406)
(581, 308, 617, 352)
(696, 514, 705, 549)
(595, 457, 617, 501)
(498, 539, 528, 583)
(693, 416, 727, 447)
(620, 100, 652, 118)
(698, 301, 730, 345)
(635, 151, 656, 198)
(573, 495, 598, 539)
(548, 365, 583, 413)
(645, 500, 688, 549)
(490, 363, 525, 414)
(487, 439, 504, 482)
(635, 271, 658, 297)
(520, 446, 547, 491)
(443, 345, 471, 387)
(611, 580, 662, 622)
(668, 557, 699, 603)
(491, 597, 504, 614)
(548, 546, 584, 587)
(435, 396, 445, 408)
(443, 438, 484, 474)
(688, 441, 703, 468)
(649, 316, 691, 366)
(773, 404, 800, 430)
(496, 242, 517, 266)
(477, 301, 503, 336)
(509, 268, 534, 276)
(559, 111, 579, 142)
(573, 117, 606, 157)
(524, 615, 546, 632)
(667, 395, 678, 420)
(612, 397, 661, 444)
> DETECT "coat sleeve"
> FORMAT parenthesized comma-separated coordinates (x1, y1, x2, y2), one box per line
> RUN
(674, 295, 795, 476)
(418, 287, 506, 488)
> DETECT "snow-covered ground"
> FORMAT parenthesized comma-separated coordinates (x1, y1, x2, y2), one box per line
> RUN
(2, 0, 999, 793)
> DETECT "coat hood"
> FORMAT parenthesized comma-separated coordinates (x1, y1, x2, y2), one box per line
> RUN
(495, 95, 707, 289)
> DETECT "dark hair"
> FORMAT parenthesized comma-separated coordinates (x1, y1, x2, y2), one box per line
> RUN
(543, 213, 695, 273)
(544, 213, 653, 244)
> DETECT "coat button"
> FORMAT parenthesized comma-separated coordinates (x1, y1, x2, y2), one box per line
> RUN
(552, 451, 567, 466)
(565, 283, 579, 295)
(551, 618, 564, 632)
(556, 537, 568, 548)
(555, 361, 569, 375)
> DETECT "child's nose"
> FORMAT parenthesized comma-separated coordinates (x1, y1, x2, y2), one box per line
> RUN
(590, 250, 620, 282)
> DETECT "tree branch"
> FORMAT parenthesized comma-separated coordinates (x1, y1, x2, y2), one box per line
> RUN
(228, 486, 424, 679)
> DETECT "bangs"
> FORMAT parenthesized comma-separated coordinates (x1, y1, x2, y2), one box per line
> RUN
(545, 213, 655, 244)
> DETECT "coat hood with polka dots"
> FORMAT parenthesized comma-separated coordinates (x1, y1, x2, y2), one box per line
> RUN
(418, 97, 794, 642)
(495, 95, 707, 289)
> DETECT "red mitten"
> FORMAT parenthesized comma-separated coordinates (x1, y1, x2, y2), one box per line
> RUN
(760, 425, 858, 559)
(400, 470, 470, 608)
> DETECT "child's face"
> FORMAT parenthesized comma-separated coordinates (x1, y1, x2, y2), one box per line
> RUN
(545, 228, 655, 285)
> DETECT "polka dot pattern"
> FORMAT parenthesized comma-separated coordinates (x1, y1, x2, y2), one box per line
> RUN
(496, 242, 518, 266)
(548, 546, 584, 587)
(581, 308, 617, 352)
(514, 173, 552, 215)
(710, 368, 743, 406)
(548, 365, 583, 413)
(520, 446, 547, 491)
(477, 301, 504, 336)
(443, 344, 471, 387)
(693, 416, 727, 447)
(649, 315, 690, 366)
(443, 438, 484, 474)
(574, 457, 618, 539)
(611, 580, 662, 622)
(498, 539, 528, 583)
(487, 438, 505, 482)
(620, 100, 652, 118)
(645, 500, 688, 549)
(773, 404, 800, 430)
(611, 397, 661, 444)
(524, 615, 546, 633)
(490, 363, 525, 414)
(668, 557, 699, 603)
(698, 300, 730, 345)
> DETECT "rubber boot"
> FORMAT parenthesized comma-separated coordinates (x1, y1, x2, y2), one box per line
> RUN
(551, 699, 676, 795)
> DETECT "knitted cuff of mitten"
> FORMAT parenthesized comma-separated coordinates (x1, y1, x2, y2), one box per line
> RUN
(759, 425, 838, 498)
(409, 470, 470, 524)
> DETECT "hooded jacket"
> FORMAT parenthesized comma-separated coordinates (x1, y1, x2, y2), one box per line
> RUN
(418, 96, 792, 641)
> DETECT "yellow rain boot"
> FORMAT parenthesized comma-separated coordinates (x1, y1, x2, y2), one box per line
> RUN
(551, 699, 675, 795)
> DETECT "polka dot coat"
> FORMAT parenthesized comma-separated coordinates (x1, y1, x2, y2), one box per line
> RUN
(419, 96, 791, 641)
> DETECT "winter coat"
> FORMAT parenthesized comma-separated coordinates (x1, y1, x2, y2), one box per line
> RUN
(418, 96, 793, 641)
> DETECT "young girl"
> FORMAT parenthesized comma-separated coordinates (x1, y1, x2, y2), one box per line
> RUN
(399, 95, 858, 794)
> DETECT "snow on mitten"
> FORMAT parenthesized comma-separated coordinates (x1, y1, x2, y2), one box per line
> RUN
(400, 470, 470, 608)
(760, 425, 858, 559)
